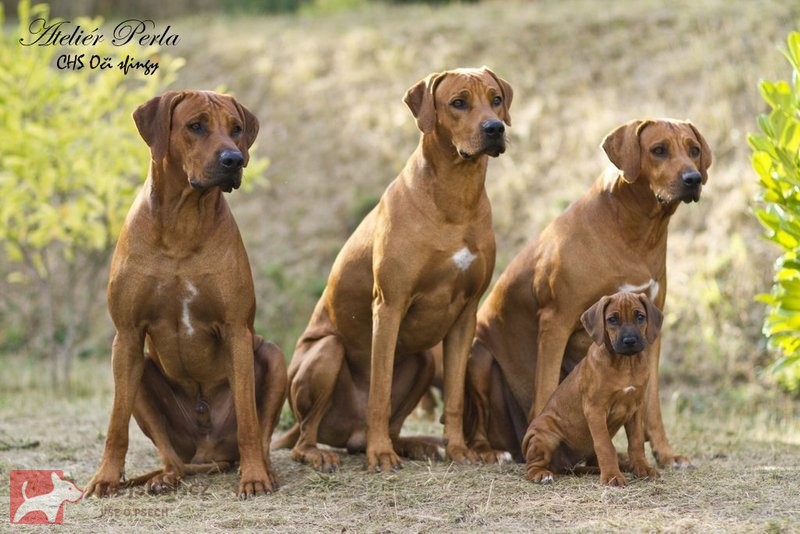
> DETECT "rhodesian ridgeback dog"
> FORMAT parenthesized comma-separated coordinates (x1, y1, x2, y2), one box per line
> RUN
(85, 91, 287, 500)
(274, 67, 512, 473)
(466, 118, 711, 465)
(523, 292, 663, 486)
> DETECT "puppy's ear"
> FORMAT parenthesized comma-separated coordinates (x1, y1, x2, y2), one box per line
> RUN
(687, 121, 712, 184)
(581, 295, 611, 347)
(404, 71, 446, 134)
(133, 91, 185, 162)
(233, 99, 260, 166)
(639, 293, 664, 344)
(602, 119, 651, 184)
(482, 66, 513, 126)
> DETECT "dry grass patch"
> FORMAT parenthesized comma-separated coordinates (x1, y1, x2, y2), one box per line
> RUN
(1, 366, 798, 531)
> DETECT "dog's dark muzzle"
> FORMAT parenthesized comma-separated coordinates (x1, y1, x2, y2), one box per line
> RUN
(680, 170, 703, 203)
(613, 328, 645, 355)
(481, 119, 506, 157)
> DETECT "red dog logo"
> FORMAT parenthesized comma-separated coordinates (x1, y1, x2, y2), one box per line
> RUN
(10, 470, 82, 524)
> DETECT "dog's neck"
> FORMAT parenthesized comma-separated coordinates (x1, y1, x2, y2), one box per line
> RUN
(145, 158, 227, 246)
(404, 135, 490, 224)
(600, 176, 673, 252)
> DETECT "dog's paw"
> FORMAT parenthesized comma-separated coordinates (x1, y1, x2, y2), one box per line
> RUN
(145, 471, 181, 495)
(471, 440, 513, 464)
(654, 451, 694, 469)
(527, 468, 555, 484)
(237, 478, 273, 500)
(85, 465, 122, 498)
(367, 447, 402, 473)
(292, 445, 340, 473)
(632, 463, 661, 480)
(447, 444, 481, 465)
(600, 470, 628, 487)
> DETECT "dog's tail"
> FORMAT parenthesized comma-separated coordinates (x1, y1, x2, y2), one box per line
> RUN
(272, 423, 300, 449)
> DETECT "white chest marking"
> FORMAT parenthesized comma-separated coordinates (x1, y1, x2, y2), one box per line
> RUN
(181, 281, 199, 335)
(619, 279, 660, 301)
(452, 247, 477, 271)
(623, 385, 636, 394)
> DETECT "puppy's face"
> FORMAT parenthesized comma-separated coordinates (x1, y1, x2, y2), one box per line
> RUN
(404, 66, 513, 160)
(581, 292, 663, 356)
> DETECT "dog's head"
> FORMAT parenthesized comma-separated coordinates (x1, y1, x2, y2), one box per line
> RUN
(133, 90, 259, 193)
(602, 119, 712, 208)
(404, 66, 513, 160)
(580, 292, 663, 356)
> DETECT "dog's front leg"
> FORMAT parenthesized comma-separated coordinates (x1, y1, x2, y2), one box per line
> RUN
(86, 330, 145, 497)
(442, 300, 480, 464)
(584, 403, 627, 487)
(227, 327, 271, 499)
(366, 289, 405, 473)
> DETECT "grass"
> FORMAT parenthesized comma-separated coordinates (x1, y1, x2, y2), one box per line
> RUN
(2, 0, 800, 530)
(0, 368, 798, 531)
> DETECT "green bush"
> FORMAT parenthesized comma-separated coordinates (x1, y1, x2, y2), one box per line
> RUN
(751, 31, 800, 393)
(0, 0, 183, 386)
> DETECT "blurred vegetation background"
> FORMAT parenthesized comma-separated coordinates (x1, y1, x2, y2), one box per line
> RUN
(1, 0, 799, 406)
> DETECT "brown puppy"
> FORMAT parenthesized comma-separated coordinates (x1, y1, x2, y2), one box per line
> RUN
(466, 119, 711, 465)
(274, 67, 512, 473)
(523, 292, 663, 486)
(85, 91, 287, 500)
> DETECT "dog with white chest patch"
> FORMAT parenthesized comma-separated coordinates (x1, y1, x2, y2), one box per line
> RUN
(523, 291, 663, 486)
(274, 67, 513, 473)
(465, 118, 712, 467)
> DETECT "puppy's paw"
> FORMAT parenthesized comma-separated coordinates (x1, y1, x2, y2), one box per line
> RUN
(526, 468, 555, 484)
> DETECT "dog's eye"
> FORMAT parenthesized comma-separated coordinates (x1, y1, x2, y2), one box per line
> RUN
(492, 95, 503, 107)
(650, 145, 667, 158)
(606, 315, 619, 326)
(451, 99, 467, 110)
(689, 145, 701, 158)
(231, 125, 243, 137)
(188, 121, 203, 133)
(636, 312, 646, 324)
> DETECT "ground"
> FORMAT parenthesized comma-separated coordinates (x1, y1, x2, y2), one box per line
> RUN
(1, 370, 798, 531)
(2, 0, 800, 531)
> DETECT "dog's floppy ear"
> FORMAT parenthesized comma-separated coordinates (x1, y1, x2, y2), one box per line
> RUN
(233, 98, 260, 166)
(133, 91, 185, 162)
(482, 66, 513, 126)
(581, 295, 611, 347)
(638, 293, 664, 344)
(602, 119, 652, 184)
(687, 121, 712, 184)
(404, 71, 447, 134)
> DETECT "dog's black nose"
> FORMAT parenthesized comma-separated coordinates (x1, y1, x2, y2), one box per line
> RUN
(482, 119, 505, 139)
(682, 170, 702, 187)
(219, 150, 244, 170)
(622, 336, 639, 347)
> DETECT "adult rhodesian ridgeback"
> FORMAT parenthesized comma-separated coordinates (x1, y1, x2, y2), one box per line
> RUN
(85, 91, 287, 500)
(523, 292, 663, 486)
(466, 118, 711, 465)
(274, 67, 512, 473)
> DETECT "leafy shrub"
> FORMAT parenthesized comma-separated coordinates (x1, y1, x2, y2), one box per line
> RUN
(0, 0, 183, 386)
(751, 31, 800, 393)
